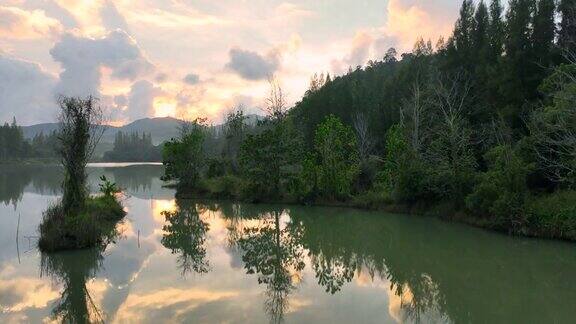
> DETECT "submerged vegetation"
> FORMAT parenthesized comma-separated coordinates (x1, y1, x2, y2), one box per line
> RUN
(163, 0, 576, 241)
(39, 96, 125, 252)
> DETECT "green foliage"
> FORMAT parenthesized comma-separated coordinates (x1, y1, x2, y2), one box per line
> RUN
(38, 195, 125, 252)
(239, 120, 302, 200)
(98, 175, 120, 197)
(161, 202, 209, 275)
(558, 0, 576, 54)
(313, 115, 359, 200)
(529, 64, 576, 188)
(288, 153, 319, 203)
(201, 175, 244, 199)
(377, 124, 429, 203)
(162, 119, 206, 189)
(57, 96, 102, 216)
(223, 108, 247, 173)
(206, 158, 226, 178)
(466, 145, 533, 229)
(527, 190, 576, 239)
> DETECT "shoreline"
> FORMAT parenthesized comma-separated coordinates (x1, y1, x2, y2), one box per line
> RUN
(174, 188, 576, 243)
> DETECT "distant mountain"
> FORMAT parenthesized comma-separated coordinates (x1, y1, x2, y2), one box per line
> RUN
(22, 115, 264, 145)
(22, 117, 183, 145)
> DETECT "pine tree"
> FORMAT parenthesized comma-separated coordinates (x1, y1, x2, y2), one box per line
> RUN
(488, 0, 505, 61)
(452, 0, 476, 70)
(473, 1, 490, 61)
(532, 0, 556, 65)
(558, 0, 576, 55)
(499, 0, 537, 128)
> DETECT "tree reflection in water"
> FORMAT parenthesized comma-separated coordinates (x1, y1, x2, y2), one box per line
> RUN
(231, 208, 305, 324)
(224, 204, 450, 323)
(40, 248, 105, 323)
(161, 200, 210, 276)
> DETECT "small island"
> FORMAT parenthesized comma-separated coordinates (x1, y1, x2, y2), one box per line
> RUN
(38, 96, 126, 252)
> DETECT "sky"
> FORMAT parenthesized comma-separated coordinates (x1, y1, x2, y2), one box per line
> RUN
(0, 0, 461, 126)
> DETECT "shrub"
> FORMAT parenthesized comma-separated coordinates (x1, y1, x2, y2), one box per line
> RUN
(202, 175, 243, 199)
(466, 145, 533, 229)
(526, 191, 576, 239)
(38, 195, 125, 252)
(98, 175, 120, 197)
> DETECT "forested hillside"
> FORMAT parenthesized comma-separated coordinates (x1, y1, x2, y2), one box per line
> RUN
(164, 0, 576, 239)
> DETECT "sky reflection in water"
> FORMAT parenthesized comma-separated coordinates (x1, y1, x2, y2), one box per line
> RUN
(1, 164, 576, 323)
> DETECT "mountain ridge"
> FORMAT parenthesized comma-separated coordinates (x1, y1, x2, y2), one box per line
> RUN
(21, 115, 263, 145)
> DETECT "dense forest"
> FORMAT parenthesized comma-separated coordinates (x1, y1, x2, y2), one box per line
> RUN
(163, 0, 576, 240)
(0, 118, 59, 161)
(102, 131, 162, 162)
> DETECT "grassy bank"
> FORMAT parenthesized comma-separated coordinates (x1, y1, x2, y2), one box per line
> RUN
(173, 176, 576, 242)
(38, 195, 126, 252)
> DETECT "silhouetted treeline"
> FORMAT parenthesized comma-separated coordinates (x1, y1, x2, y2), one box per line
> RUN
(0, 118, 58, 161)
(103, 131, 162, 162)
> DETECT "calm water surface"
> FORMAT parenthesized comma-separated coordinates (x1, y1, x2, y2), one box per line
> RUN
(1, 164, 576, 323)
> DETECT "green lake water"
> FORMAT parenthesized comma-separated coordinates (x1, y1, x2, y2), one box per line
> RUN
(1, 164, 575, 323)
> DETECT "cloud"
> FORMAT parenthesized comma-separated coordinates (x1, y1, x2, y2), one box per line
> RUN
(183, 73, 200, 85)
(20, 0, 78, 29)
(331, 31, 374, 74)
(126, 80, 162, 120)
(100, 0, 129, 32)
(155, 73, 168, 83)
(225, 48, 280, 80)
(0, 55, 57, 124)
(0, 6, 63, 39)
(383, 0, 458, 51)
(50, 30, 153, 97)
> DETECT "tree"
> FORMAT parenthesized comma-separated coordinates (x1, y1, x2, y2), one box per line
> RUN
(466, 145, 532, 229)
(57, 96, 103, 215)
(499, 0, 537, 127)
(162, 118, 207, 189)
(558, 0, 576, 55)
(223, 106, 247, 173)
(352, 112, 375, 188)
(451, 0, 476, 70)
(239, 80, 302, 199)
(234, 209, 305, 323)
(239, 121, 301, 199)
(488, 0, 505, 62)
(426, 73, 477, 202)
(263, 78, 289, 122)
(528, 63, 576, 187)
(161, 201, 210, 276)
(314, 115, 359, 200)
(473, 1, 490, 62)
(532, 0, 556, 73)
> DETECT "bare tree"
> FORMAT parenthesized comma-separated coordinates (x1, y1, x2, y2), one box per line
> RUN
(402, 77, 429, 154)
(426, 72, 476, 198)
(352, 112, 374, 163)
(57, 96, 104, 214)
(263, 77, 289, 122)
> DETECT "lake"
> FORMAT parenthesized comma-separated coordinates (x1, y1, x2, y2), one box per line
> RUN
(1, 164, 575, 323)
